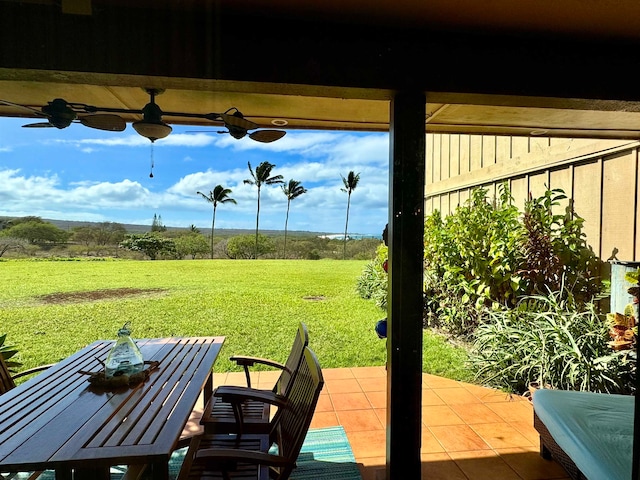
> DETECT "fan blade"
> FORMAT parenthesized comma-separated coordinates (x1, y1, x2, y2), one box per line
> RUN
(79, 114, 126, 131)
(249, 129, 286, 143)
(0, 99, 48, 117)
(23, 122, 54, 128)
(220, 112, 258, 131)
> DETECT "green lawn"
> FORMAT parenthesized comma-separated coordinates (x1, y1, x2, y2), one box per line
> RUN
(1, 258, 471, 382)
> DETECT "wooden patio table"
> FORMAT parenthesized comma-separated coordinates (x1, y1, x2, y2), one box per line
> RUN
(0, 336, 225, 480)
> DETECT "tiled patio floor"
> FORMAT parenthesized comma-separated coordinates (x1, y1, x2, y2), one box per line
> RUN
(184, 367, 570, 480)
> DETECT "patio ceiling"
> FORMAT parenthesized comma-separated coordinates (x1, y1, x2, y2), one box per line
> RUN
(1, 0, 640, 139)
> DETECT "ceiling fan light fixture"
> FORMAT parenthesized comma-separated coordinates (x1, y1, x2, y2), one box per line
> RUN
(132, 89, 173, 141)
(271, 119, 288, 126)
(133, 120, 172, 142)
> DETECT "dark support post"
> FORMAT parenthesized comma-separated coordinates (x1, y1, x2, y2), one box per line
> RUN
(634, 277, 640, 479)
(386, 91, 425, 479)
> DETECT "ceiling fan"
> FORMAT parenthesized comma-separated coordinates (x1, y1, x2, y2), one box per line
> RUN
(124, 89, 286, 143)
(0, 98, 126, 131)
(207, 107, 287, 143)
(0, 88, 287, 142)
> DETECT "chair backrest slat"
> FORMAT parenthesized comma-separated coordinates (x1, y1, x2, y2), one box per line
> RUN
(274, 322, 309, 396)
(270, 346, 324, 480)
(0, 355, 17, 395)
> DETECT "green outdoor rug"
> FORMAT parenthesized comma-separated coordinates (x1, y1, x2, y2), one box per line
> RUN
(6, 426, 362, 480)
(288, 426, 362, 480)
(161, 426, 362, 480)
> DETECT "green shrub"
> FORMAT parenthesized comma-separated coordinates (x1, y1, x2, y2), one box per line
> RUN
(423, 185, 603, 337)
(519, 189, 601, 303)
(471, 290, 635, 395)
(423, 184, 522, 335)
(226, 234, 275, 259)
(119, 233, 177, 260)
(355, 244, 388, 310)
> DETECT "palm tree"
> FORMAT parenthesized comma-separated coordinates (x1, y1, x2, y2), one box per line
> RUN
(244, 161, 283, 259)
(281, 179, 307, 258)
(197, 185, 237, 259)
(340, 171, 361, 259)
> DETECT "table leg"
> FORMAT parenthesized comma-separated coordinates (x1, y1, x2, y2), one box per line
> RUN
(203, 372, 213, 407)
(148, 461, 169, 480)
(54, 467, 73, 480)
(67, 466, 109, 480)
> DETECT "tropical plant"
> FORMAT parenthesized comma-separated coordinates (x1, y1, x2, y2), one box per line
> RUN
(340, 171, 361, 260)
(281, 179, 307, 258)
(423, 185, 602, 337)
(0, 334, 21, 372)
(519, 188, 601, 303)
(625, 269, 640, 285)
(471, 289, 635, 395)
(423, 185, 523, 335)
(197, 185, 237, 259)
(244, 161, 283, 259)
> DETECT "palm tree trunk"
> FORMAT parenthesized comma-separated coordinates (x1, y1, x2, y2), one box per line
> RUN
(343, 192, 351, 260)
(284, 200, 291, 259)
(210, 205, 217, 259)
(254, 188, 261, 259)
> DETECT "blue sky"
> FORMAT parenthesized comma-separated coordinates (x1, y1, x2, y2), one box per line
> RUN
(0, 117, 390, 235)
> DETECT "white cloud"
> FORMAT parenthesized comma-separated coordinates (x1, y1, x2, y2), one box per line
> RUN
(48, 135, 149, 148)
(0, 127, 390, 234)
(48, 132, 221, 149)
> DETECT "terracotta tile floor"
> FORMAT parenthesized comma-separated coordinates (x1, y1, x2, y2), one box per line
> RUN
(184, 367, 571, 480)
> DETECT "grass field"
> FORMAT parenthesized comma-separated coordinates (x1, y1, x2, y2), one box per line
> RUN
(1, 259, 471, 381)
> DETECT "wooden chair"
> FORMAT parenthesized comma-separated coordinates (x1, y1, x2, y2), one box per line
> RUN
(1, 355, 53, 480)
(200, 322, 309, 437)
(178, 346, 324, 480)
(0, 354, 52, 395)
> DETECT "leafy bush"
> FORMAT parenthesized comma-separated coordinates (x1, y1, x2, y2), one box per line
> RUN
(519, 189, 601, 303)
(226, 234, 275, 259)
(1, 220, 70, 244)
(423, 185, 602, 336)
(355, 244, 388, 310)
(471, 290, 635, 395)
(423, 184, 522, 335)
(174, 233, 209, 259)
(119, 233, 177, 260)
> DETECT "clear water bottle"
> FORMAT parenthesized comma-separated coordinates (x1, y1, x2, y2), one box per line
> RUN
(105, 323, 144, 378)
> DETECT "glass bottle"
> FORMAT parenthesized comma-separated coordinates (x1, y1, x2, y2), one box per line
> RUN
(105, 323, 144, 378)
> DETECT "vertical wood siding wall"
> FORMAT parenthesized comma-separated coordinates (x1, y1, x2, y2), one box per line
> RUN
(425, 135, 640, 262)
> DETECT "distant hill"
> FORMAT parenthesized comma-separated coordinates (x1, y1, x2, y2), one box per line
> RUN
(0, 216, 346, 238)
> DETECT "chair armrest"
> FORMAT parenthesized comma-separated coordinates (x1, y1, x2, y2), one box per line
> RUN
(12, 364, 53, 380)
(214, 386, 287, 408)
(230, 355, 287, 371)
(229, 355, 287, 388)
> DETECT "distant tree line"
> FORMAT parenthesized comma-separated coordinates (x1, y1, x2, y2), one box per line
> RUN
(0, 216, 380, 261)
(0, 162, 374, 260)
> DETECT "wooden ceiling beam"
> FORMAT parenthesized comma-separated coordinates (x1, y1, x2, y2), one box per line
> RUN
(2, 2, 640, 105)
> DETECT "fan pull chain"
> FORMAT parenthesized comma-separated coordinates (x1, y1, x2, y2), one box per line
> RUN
(149, 142, 155, 178)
